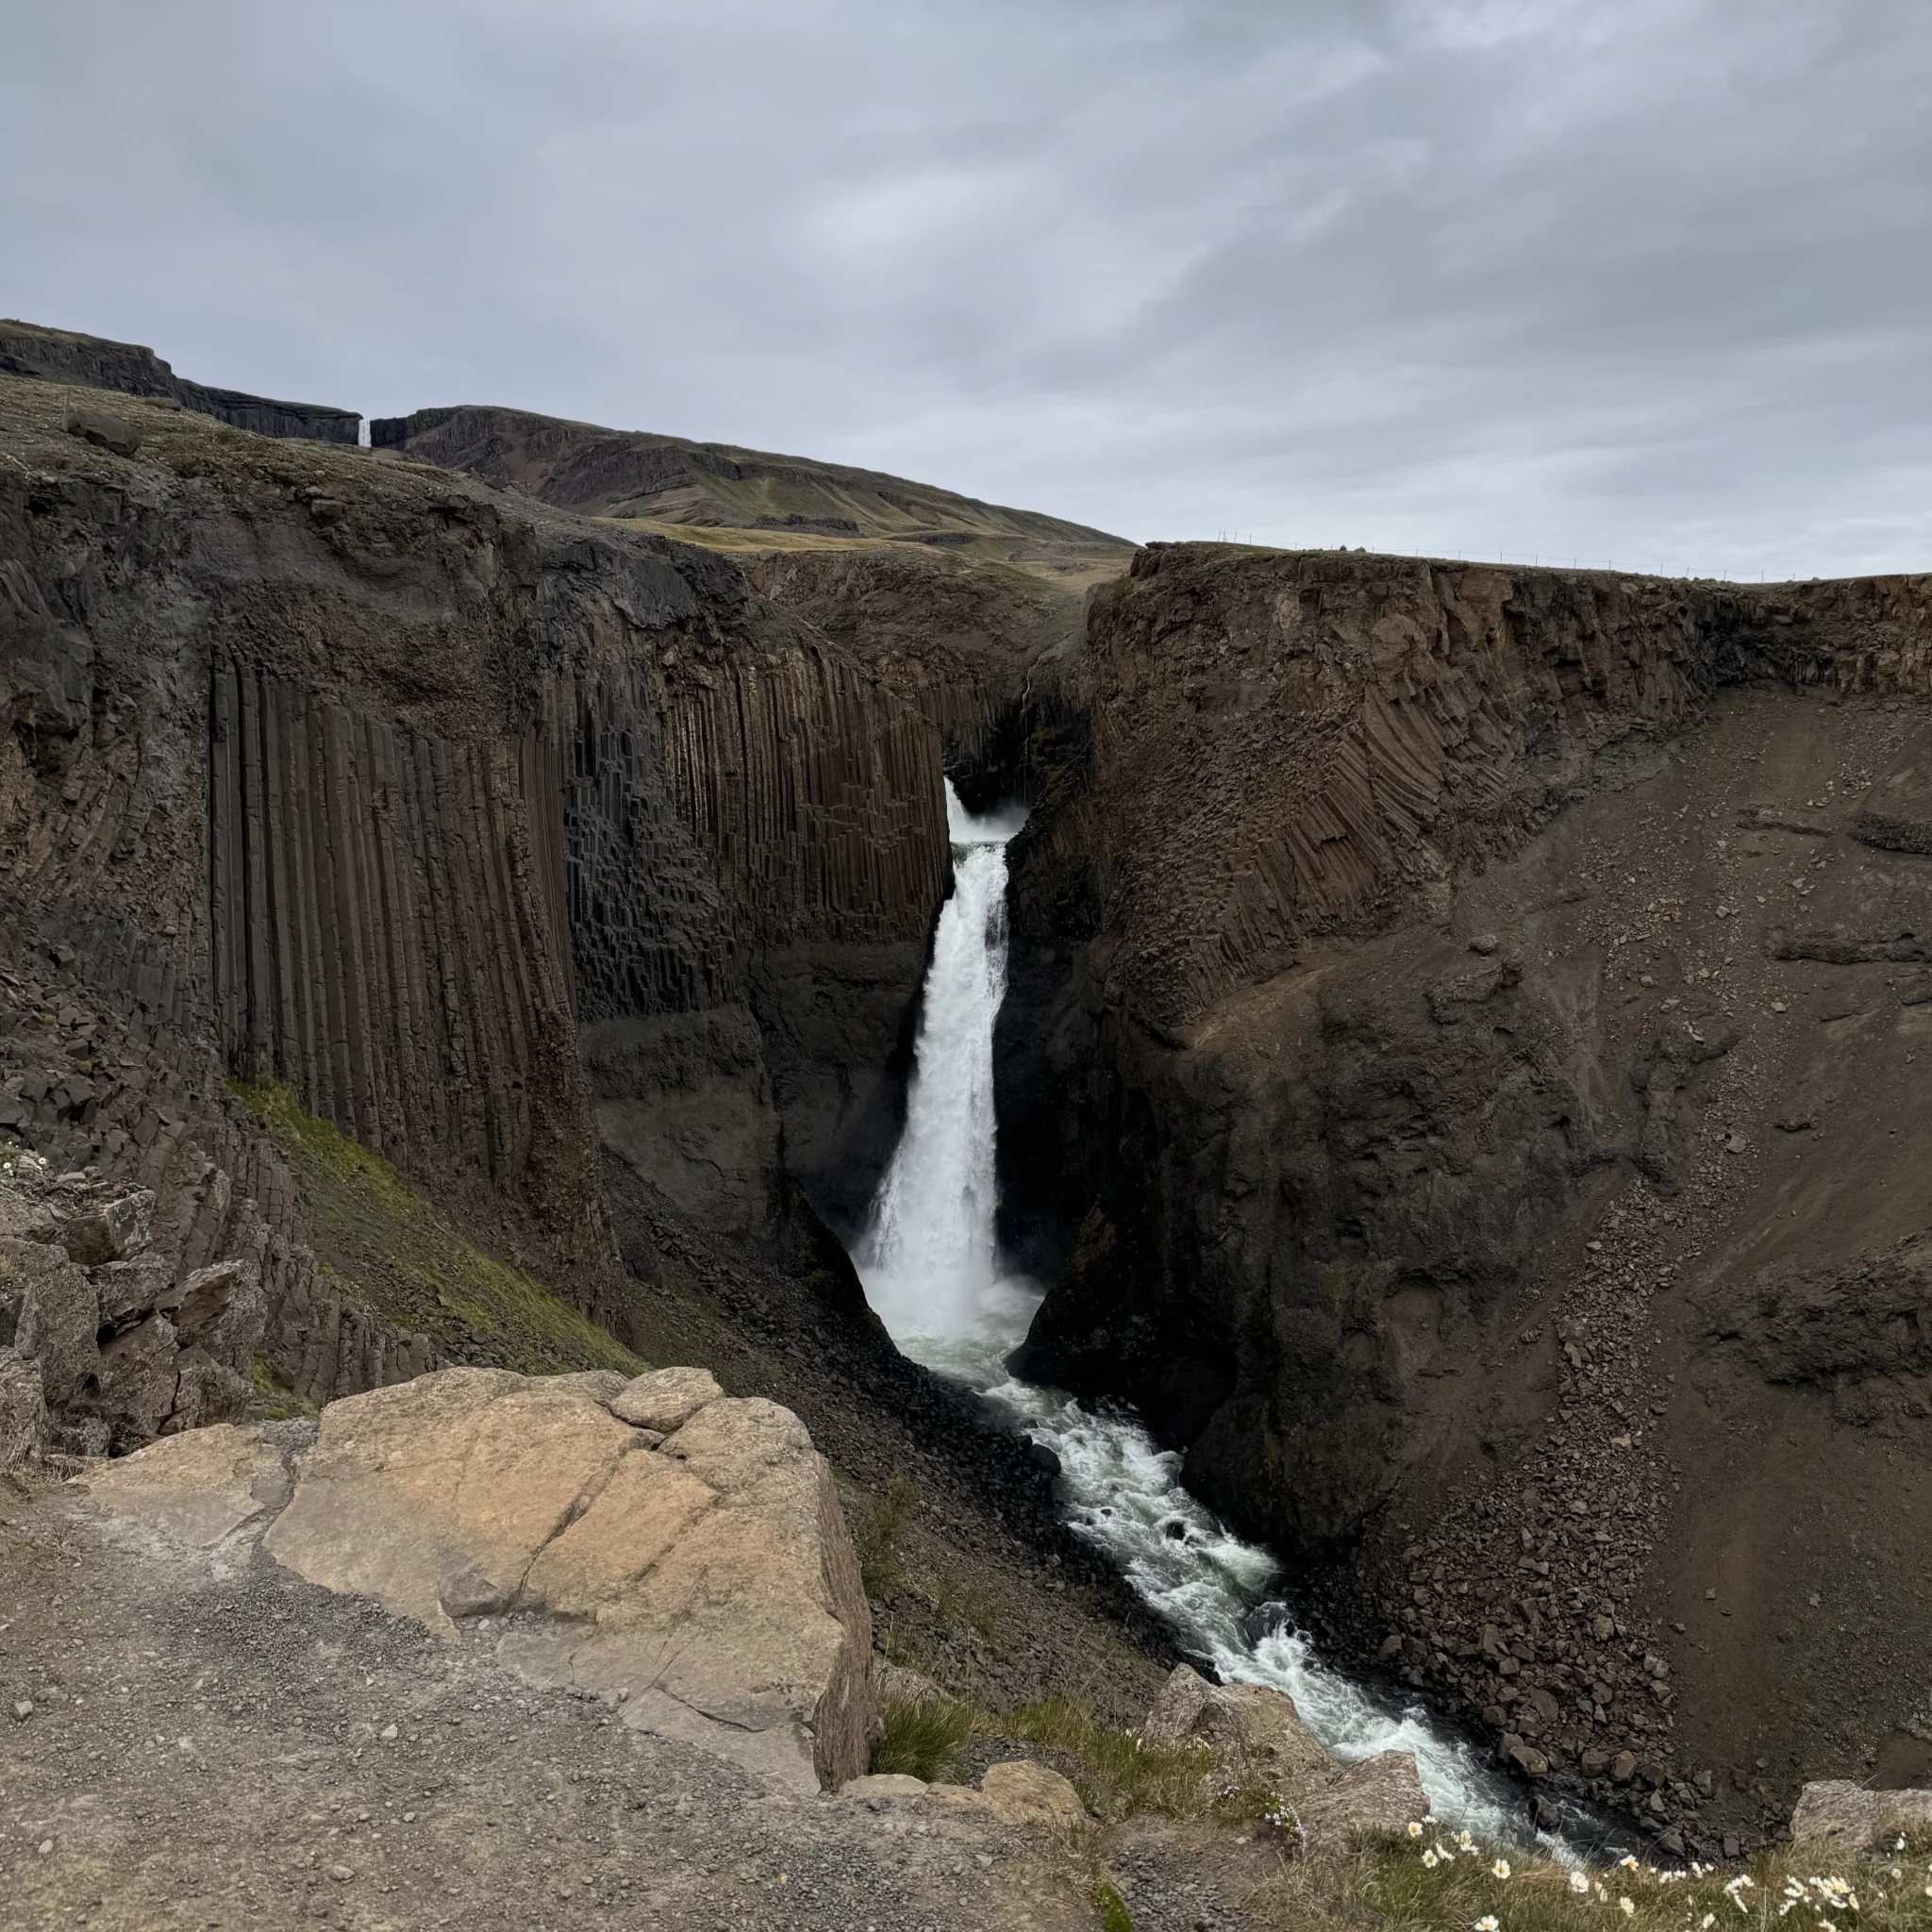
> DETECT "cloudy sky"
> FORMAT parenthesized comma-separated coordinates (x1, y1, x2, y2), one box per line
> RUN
(4, 1, 1927, 575)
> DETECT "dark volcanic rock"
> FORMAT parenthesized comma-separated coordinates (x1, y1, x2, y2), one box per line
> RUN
(4, 316, 359, 442)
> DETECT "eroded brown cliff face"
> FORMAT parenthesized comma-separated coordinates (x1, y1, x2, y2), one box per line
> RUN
(1008, 542, 1932, 1845)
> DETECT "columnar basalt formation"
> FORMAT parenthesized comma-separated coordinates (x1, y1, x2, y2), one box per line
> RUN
(208, 664, 583, 1212)
(1006, 541, 1932, 1845)
(0, 361, 978, 1450)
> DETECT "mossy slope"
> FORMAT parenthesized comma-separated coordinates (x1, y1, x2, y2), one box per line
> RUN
(235, 1079, 641, 1378)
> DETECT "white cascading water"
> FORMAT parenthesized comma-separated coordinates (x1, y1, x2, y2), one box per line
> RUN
(854, 783, 1598, 1852)
(855, 784, 1034, 1367)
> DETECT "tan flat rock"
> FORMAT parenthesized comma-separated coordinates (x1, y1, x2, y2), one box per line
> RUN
(76, 1367, 874, 1792)
(978, 1760, 1089, 1831)
(1790, 1781, 1932, 1849)
(257, 1367, 873, 1791)
(610, 1365, 723, 1433)
(75, 1423, 292, 1574)
(841, 1774, 930, 1801)
(263, 1367, 630, 1630)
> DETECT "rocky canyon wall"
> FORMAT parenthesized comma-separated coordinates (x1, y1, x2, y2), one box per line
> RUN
(1006, 542, 1932, 1839)
(0, 367, 968, 1459)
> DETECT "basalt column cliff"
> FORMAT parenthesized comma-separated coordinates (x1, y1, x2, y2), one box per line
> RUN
(0, 365, 975, 1460)
(1007, 541, 1932, 1842)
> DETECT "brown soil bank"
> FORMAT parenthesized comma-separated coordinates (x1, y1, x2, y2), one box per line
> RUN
(1006, 542, 1932, 1853)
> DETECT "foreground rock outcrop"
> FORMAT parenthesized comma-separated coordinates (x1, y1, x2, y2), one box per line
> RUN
(78, 1365, 874, 1791)
(0, 1407, 1111, 1931)
(1, 1146, 266, 1464)
(1140, 1661, 1428, 1846)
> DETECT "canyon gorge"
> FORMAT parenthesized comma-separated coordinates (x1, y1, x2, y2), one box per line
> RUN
(6, 319, 1932, 1923)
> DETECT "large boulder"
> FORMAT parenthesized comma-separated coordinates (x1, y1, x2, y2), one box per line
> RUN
(1139, 1662, 1428, 1844)
(1294, 1751, 1431, 1845)
(1790, 1781, 1932, 1849)
(1141, 1662, 1337, 1790)
(80, 1365, 874, 1795)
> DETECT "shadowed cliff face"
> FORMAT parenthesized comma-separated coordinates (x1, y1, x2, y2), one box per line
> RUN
(0, 371, 970, 1415)
(1005, 541, 1932, 1840)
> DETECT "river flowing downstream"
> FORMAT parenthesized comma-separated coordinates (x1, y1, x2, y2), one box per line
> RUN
(848, 785, 1585, 1847)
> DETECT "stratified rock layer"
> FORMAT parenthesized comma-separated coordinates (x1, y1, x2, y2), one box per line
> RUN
(1, 317, 360, 442)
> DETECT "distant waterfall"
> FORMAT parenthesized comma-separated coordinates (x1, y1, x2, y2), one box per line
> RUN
(856, 783, 1034, 1374)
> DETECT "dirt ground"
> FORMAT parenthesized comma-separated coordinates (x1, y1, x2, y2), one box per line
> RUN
(0, 1473, 1104, 1932)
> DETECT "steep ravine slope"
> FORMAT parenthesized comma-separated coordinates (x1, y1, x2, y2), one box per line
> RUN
(1005, 542, 1932, 1851)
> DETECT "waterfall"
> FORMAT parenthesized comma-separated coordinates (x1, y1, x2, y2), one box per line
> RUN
(850, 782, 1609, 1855)
(855, 783, 1037, 1380)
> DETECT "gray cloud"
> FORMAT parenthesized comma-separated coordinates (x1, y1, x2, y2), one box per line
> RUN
(3, 0, 1926, 575)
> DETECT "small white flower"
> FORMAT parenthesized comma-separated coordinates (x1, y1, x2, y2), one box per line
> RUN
(1475, 1918, 1500, 1932)
(1424, 1851, 1439, 1870)
(1459, 1831, 1474, 1850)
(1622, 1856, 1642, 1871)
(1492, 1859, 1512, 1880)
(1619, 1897, 1636, 1917)
(1409, 1822, 1424, 1838)
(1569, 1871, 1591, 1894)
(1701, 1916, 1716, 1929)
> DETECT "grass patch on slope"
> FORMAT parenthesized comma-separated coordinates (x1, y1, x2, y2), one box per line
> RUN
(871, 1695, 980, 1784)
(233, 1077, 641, 1378)
(1007, 1698, 1210, 1823)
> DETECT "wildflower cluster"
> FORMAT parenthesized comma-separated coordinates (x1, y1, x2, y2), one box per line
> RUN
(1259, 1799, 1307, 1850)
(1394, 1817, 1739, 1932)
(1777, 1873, 1859, 1928)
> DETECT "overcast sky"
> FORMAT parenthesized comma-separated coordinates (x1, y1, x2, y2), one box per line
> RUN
(4, 1, 1927, 576)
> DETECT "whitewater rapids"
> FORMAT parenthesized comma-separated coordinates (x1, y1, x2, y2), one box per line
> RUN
(852, 782, 1591, 1849)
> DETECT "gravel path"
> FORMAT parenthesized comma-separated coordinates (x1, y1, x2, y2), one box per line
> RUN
(0, 1481, 1092, 1932)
